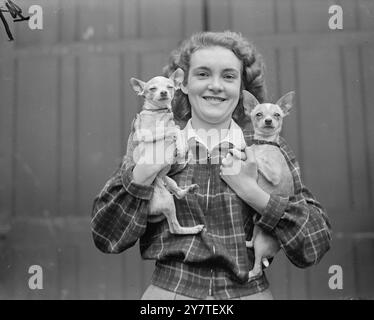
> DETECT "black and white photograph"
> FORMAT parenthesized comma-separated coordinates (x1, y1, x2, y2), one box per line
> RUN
(0, 0, 373, 302)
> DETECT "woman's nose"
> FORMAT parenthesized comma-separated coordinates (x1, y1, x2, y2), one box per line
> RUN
(208, 77, 223, 92)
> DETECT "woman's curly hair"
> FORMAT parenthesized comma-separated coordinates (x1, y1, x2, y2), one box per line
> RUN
(163, 30, 267, 128)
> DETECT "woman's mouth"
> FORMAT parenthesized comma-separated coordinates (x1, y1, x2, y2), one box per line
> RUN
(202, 96, 227, 104)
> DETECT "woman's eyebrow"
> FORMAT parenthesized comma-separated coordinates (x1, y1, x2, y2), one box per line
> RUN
(222, 68, 240, 73)
(192, 66, 240, 73)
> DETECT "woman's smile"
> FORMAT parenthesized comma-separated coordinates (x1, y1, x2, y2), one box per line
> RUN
(181, 46, 242, 128)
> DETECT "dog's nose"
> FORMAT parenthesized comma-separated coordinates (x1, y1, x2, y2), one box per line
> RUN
(160, 91, 168, 96)
(265, 119, 272, 125)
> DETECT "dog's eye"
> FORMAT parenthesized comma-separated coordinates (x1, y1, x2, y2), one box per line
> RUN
(149, 87, 157, 92)
(167, 86, 174, 89)
(274, 113, 280, 117)
(256, 112, 263, 117)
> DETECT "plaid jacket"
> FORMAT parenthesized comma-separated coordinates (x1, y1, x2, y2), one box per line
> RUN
(91, 120, 332, 299)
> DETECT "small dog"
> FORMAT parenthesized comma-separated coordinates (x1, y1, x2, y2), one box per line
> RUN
(130, 69, 204, 235)
(232, 90, 295, 281)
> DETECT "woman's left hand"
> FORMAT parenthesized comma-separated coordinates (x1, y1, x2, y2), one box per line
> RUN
(220, 146, 258, 198)
(220, 146, 270, 212)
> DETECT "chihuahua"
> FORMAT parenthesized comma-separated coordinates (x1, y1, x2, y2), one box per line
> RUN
(232, 90, 295, 281)
(130, 69, 204, 235)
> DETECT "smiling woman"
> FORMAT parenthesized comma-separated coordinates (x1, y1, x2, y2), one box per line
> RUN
(91, 30, 332, 300)
(180, 47, 242, 143)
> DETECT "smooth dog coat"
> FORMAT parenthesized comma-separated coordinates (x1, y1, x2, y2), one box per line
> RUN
(130, 69, 204, 235)
(234, 90, 296, 281)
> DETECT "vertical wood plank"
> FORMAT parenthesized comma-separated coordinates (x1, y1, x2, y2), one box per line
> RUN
(78, 246, 106, 299)
(122, 53, 140, 155)
(57, 245, 79, 299)
(208, 0, 231, 31)
(122, 245, 145, 299)
(15, 57, 58, 217)
(361, 45, 374, 208)
(293, 0, 331, 33)
(0, 246, 14, 299)
(358, 0, 374, 30)
(11, 247, 29, 299)
(354, 238, 374, 299)
(78, 55, 121, 217)
(341, 46, 370, 212)
(58, 0, 79, 42)
(276, 0, 294, 33)
(58, 55, 77, 216)
(289, 267, 307, 300)
(77, 0, 120, 42)
(231, 0, 276, 36)
(0, 54, 14, 232)
(338, 0, 359, 31)
(278, 48, 301, 160)
(297, 47, 350, 229)
(183, 0, 203, 37)
(139, 0, 183, 38)
(257, 47, 277, 102)
(122, 0, 139, 39)
(266, 252, 289, 299)
(141, 52, 168, 81)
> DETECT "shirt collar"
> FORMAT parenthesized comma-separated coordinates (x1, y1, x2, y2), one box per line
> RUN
(183, 118, 246, 151)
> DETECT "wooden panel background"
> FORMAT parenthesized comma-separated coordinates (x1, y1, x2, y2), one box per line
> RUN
(0, 0, 374, 299)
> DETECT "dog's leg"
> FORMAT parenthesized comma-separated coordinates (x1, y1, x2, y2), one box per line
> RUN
(163, 176, 199, 199)
(164, 203, 204, 235)
(247, 252, 263, 281)
(151, 177, 204, 234)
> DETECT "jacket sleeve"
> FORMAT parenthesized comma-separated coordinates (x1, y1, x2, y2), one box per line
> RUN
(256, 141, 332, 268)
(91, 125, 154, 254)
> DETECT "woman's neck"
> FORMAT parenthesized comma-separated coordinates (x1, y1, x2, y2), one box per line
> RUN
(190, 117, 231, 151)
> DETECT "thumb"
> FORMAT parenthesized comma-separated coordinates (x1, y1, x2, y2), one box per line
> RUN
(244, 146, 255, 163)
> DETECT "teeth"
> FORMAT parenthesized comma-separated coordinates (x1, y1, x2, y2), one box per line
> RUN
(204, 97, 225, 102)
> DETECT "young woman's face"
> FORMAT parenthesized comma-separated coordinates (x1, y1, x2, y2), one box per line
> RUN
(182, 46, 242, 126)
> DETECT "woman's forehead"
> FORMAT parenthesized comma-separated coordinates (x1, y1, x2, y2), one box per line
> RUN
(189, 46, 242, 71)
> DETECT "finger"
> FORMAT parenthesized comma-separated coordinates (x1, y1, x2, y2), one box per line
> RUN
(229, 148, 245, 160)
(222, 154, 233, 167)
(245, 240, 253, 248)
(262, 258, 270, 268)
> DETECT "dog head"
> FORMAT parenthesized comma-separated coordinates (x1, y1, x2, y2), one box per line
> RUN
(130, 68, 184, 110)
(242, 90, 295, 140)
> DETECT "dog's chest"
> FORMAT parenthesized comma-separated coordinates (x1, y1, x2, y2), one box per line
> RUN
(133, 111, 177, 165)
(250, 144, 294, 196)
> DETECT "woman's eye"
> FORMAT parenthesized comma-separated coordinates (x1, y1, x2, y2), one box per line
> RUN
(197, 72, 208, 77)
(256, 112, 263, 117)
(224, 74, 235, 80)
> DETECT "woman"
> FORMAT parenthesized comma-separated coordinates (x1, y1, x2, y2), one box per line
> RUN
(91, 31, 331, 300)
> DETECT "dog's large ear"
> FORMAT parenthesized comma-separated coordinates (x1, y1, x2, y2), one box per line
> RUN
(130, 78, 146, 96)
(169, 68, 184, 90)
(242, 90, 260, 117)
(275, 91, 295, 116)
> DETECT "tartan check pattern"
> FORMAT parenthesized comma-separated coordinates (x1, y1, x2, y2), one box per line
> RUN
(91, 123, 332, 299)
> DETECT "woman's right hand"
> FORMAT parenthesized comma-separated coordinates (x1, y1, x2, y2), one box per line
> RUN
(132, 139, 174, 185)
(132, 163, 166, 185)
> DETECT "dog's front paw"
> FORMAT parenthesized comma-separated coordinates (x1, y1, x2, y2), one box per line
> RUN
(188, 184, 199, 193)
(247, 268, 263, 282)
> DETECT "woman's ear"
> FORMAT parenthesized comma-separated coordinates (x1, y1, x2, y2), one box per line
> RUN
(180, 82, 188, 94)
